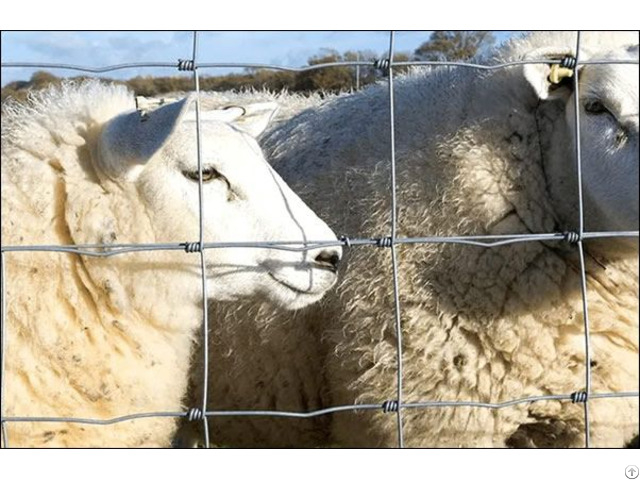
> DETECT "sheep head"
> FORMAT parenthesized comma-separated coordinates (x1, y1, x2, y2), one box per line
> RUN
(523, 41, 638, 238)
(63, 94, 342, 326)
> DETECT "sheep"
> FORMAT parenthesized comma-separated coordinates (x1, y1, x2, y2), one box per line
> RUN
(0, 80, 342, 447)
(144, 89, 331, 129)
(178, 31, 638, 448)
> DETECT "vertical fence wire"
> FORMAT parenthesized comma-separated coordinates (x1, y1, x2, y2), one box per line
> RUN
(385, 31, 405, 448)
(0, 31, 637, 448)
(0, 251, 7, 447)
(188, 30, 211, 449)
(573, 31, 585, 239)
(355, 52, 361, 91)
(571, 31, 593, 448)
(577, 240, 592, 447)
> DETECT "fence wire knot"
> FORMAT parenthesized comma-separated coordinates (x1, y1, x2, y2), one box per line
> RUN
(182, 241, 203, 253)
(374, 58, 390, 73)
(561, 55, 577, 70)
(376, 236, 393, 248)
(186, 407, 204, 422)
(177, 59, 196, 71)
(5, 31, 638, 451)
(382, 400, 399, 413)
(570, 391, 589, 403)
(563, 231, 581, 244)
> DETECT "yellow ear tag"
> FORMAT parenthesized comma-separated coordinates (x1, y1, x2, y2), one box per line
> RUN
(549, 64, 574, 84)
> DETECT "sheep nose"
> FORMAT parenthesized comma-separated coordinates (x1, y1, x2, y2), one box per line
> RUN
(314, 250, 341, 272)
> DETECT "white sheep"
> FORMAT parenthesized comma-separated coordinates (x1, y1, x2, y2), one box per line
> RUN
(145, 89, 331, 130)
(0, 80, 342, 447)
(181, 31, 638, 448)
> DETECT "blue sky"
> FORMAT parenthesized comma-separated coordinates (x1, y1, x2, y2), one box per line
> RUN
(1, 31, 514, 86)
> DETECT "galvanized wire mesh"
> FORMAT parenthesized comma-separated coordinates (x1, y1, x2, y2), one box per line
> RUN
(1, 31, 638, 449)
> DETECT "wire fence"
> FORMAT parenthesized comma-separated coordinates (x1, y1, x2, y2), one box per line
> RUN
(1, 31, 638, 448)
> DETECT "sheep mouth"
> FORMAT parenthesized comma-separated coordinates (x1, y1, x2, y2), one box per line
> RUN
(267, 270, 335, 295)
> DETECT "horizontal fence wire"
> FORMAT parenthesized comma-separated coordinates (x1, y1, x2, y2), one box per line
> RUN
(4, 391, 638, 424)
(2, 58, 638, 74)
(2, 232, 638, 256)
(1, 31, 638, 448)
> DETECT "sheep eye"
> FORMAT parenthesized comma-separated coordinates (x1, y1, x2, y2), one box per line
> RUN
(183, 167, 222, 183)
(584, 99, 608, 115)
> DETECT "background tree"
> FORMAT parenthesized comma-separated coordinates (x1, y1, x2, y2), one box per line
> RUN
(413, 31, 496, 61)
(1, 48, 414, 104)
(293, 49, 410, 93)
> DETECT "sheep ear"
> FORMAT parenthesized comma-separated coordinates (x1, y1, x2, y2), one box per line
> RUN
(228, 102, 279, 137)
(197, 105, 247, 123)
(523, 47, 577, 100)
(98, 95, 195, 181)
(193, 102, 278, 136)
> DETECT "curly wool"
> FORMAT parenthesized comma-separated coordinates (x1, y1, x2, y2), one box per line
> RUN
(1, 82, 204, 447)
(2, 77, 344, 447)
(180, 31, 638, 448)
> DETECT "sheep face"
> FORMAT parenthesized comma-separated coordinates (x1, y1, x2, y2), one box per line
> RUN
(97, 97, 341, 312)
(526, 42, 638, 235)
(569, 53, 639, 233)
